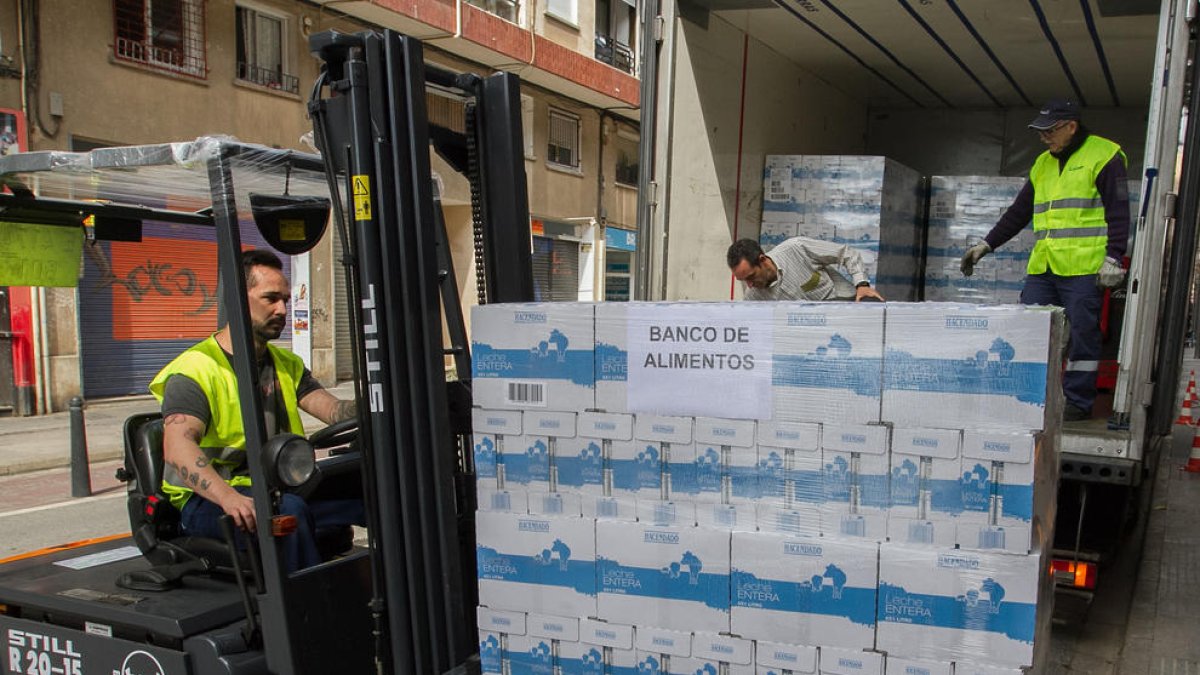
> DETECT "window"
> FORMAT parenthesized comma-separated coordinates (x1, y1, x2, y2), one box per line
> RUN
(594, 0, 635, 73)
(532, 236, 581, 301)
(547, 109, 580, 169)
(546, 0, 578, 25)
(236, 5, 298, 94)
(466, 0, 519, 23)
(614, 129, 638, 186)
(114, 0, 206, 78)
(521, 95, 535, 159)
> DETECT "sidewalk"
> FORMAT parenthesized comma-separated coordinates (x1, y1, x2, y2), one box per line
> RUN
(0, 382, 356, 477)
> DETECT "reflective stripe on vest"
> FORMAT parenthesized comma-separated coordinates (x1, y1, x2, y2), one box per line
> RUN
(1026, 135, 1125, 276)
(148, 335, 307, 509)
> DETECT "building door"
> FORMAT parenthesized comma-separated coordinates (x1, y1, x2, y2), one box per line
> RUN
(79, 220, 290, 398)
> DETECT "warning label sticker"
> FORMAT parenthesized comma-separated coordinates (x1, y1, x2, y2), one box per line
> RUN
(353, 175, 371, 221)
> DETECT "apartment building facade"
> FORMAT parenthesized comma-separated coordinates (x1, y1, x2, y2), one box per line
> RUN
(0, 0, 640, 412)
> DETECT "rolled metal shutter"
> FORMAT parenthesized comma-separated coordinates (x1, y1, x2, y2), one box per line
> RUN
(79, 220, 290, 398)
(531, 235, 580, 302)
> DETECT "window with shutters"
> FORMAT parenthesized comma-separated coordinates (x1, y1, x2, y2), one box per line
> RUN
(546, 0, 578, 26)
(235, 5, 299, 94)
(113, 0, 206, 78)
(547, 109, 580, 170)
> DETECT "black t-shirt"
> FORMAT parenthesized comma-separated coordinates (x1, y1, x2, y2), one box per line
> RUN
(161, 347, 321, 436)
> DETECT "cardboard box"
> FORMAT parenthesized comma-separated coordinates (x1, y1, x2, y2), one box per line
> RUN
(475, 511, 597, 618)
(888, 427, 962, 547)
(687, 417, 757, 504)
(882, 304, 1061, 432)
(477, 606, 525, 675)
(953, 661, 1026, 675)
(757, 421, 823, 516)
(957, 431, 1052, 554)
(472, 408, 522, 493)
(604, 436, 661, 521)
(596, 520, 731, 633)
(476, 488, 528, 514)
(884, 656, 952, 675)
(471, 302, 595, 412)
(634, 626, 692, 657)
(875, 544, 1044, 667)
(636, 415, 695, 502)
(576, 412, 634, 519)
(580, 617, 635, 650)
(755, 640, 818, 675)
(692, 632, 753, 666)
(731, 531, 878, 649)
(821, 423, 890, 540)
(819, 648, 884, 675)
(772, 303, 885, 425)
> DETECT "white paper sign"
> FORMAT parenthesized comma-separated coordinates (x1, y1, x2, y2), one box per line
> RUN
(627, 303, 773, 419)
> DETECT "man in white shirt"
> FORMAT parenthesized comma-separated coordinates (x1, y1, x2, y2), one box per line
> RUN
(727, 237, 884, 301)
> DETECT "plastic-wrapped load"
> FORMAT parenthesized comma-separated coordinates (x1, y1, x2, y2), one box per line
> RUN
(760, 155, 926, 301)
(882, 303, 1065, 432)
(924, 176, 1029, 304)
(471, 303, 596, 412)
(875, 544, 1051, 668)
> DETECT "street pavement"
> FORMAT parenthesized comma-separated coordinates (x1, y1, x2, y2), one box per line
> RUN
(0, 382, 355, 514)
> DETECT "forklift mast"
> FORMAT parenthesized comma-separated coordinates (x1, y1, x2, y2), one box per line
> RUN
(307, 29, 534, 674)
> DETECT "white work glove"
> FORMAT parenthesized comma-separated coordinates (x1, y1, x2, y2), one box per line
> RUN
(960, 243, 992, 276)
(1097, 256, 1126, 288)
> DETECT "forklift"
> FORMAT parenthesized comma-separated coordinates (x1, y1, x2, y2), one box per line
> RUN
(0, 28, 530, 674)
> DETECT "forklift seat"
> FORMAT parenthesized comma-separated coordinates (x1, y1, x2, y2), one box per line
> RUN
(120, 412, 356, 571)
(121, 412, 237, 569)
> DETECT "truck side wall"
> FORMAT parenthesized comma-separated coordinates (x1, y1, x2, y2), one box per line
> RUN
(663, 13, 867, 301)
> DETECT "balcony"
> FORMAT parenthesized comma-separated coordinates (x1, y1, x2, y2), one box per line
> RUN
(237, 62, 300, 95)
(595, 35, 634, 74)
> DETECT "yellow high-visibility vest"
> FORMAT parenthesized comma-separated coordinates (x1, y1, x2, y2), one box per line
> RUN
(149, 335, 306, 510)
(1027, 134, 1126, 276)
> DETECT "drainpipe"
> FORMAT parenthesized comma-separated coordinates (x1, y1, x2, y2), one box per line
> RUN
(634, 0, 660, 300)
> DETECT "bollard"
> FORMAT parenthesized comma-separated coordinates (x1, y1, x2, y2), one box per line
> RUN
(69, 396, 92, 498)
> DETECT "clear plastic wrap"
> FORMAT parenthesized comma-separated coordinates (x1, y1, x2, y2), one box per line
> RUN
(471, 300, 1062, 673)
(875, 544, 1050, 668)
(0, 136, 330, 215)
(759, 155, 926, 301)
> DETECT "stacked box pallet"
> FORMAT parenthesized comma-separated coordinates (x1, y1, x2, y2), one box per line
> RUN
(924, 177, 1142, 304)
(470, 301, 1062, 675)
(760, 155, 926, 301)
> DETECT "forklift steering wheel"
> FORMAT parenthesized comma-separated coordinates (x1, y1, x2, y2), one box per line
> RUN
(309, 418, 359, 450)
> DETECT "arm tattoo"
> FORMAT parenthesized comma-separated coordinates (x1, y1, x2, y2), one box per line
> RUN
(332, 399, 357, 423)
(199, 478, 211, 492)
(195, 456, 209, 468)
(164, 413, 191, 426)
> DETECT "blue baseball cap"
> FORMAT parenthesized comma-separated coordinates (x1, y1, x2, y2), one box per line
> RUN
(1029, 99, 1081, 130)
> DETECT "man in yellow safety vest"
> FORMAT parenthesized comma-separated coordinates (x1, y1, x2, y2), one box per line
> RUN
(150, 249, 362, 572)
(960, 99, 1130, 423)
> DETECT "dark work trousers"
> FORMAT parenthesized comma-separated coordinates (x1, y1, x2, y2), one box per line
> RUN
(180, 486, 364, 573)
(1020, 271, 1102, 413)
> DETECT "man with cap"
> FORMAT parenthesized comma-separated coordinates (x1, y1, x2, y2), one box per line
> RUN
(960, 99, 1130, 422)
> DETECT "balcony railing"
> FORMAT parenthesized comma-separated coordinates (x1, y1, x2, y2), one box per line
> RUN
(237, 62, 300, 95)
(595, 35, 634, 74)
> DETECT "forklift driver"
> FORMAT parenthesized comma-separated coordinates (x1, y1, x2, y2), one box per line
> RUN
(149, 249, 364, 572)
